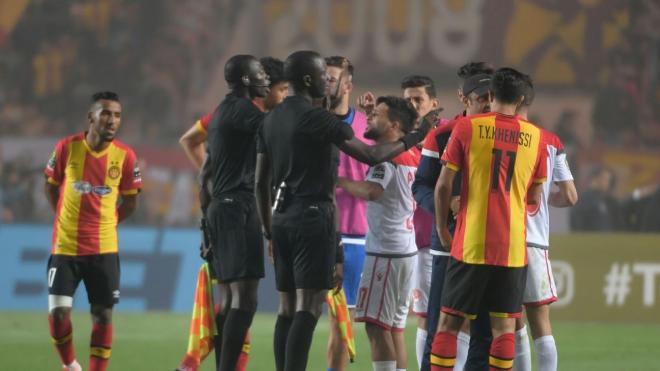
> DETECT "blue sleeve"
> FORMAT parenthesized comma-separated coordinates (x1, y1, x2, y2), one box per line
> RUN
(412, 154, 441, 213)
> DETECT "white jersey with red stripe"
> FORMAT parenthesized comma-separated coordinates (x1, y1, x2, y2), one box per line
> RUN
(365, 148, 419, 255)
(526, 131, 573, 248)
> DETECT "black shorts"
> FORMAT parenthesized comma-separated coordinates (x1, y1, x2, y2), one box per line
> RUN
(207, 193, 265, 283)
(47, 253, 120, 306)
(272, 201, 336, 291)
(441, 257, 527, 319)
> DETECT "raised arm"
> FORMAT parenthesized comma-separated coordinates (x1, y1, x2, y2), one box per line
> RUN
(336, 137, 408, 166)
(337, 113, 435, 165)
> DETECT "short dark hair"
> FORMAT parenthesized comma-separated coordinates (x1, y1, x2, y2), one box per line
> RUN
(91, 91, 120, 103)
(376, 96, 419, 134)
(522, 74, 535, 106)
(400, 75, 436, 98)
(490, 67, 533, 105)
(260, 57, 285, 85)
(284, 50, 323, 91)
(325, 56, 354, 77)
(457, 62, 495, 80)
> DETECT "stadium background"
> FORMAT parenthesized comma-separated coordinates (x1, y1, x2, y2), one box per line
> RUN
(1, 0, 659, 369)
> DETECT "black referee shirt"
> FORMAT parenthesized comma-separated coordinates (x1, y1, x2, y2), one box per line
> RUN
(257, 95, 353, 202)
(207, 93, 264, 197)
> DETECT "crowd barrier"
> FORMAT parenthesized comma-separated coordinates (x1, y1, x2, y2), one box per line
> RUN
(2, 225, 659, 322)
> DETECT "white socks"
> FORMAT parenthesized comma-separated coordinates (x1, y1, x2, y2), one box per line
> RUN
(455, 331, 470, 371)
(416, 328, 427, 369)
(513, 326, 531, 371)
(373, 360, 396, 371)
(534, 335, 557, 371)
(64, 360, 82, 371)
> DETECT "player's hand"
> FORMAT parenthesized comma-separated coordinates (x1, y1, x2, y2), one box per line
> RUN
(357, 91, 376, 115)
(420, 108, 443, 129)
(333, 263, 344, 294)
(450, 196, 460, 218)
(437, 226, 453, 252)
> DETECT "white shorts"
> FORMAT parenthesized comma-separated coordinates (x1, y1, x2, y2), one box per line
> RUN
(355, 254, 417, 331)
(412, 248, 433, 317)
(523, 246, 557, 306)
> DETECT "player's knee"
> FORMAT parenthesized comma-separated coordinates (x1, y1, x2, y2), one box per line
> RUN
(278, 293, 296, 317)
(90, 305, 113, 324)
(438, 312, 463, 334)
(48, 295, 73, 314)
(365, 322, 387, 338)
(235, 291, 258, 312)
(296, 289, 326, 317)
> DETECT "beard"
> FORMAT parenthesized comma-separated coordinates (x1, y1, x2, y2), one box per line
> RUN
(364, 127, 378, 140)
(249, 85, 269, 98)
(327, 93, 343, 110)
(100, 132, 115, 142)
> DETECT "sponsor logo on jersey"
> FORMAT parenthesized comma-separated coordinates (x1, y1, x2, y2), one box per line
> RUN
(73, 181, 112, 196)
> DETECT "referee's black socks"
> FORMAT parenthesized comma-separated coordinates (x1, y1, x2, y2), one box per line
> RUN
(214, 311, 227, 368)
(219, 308, 254, 371)
(274, 315, 293, 371)
(285, 311, 319, 371)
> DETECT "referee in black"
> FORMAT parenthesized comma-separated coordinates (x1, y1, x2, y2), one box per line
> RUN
(205, 54, 269, 371)
(255, 50, 434, 371)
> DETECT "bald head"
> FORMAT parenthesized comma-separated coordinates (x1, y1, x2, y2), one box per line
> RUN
(284, 50, 327, 98)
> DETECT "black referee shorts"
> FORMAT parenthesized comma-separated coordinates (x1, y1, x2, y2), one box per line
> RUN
(272, 201, 336, 292)
(206, 192, 265, 283)
(441, 257, 527, 319)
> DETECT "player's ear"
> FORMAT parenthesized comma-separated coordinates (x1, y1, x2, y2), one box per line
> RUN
(241, 75, 250, 87)
(345, 80, 353, 94)
(431, 98, 440, 109)
(303, 74, 312, 87)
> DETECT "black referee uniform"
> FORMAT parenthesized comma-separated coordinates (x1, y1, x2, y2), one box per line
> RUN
(206, 93, 265, 283)
(257, 95, 353, 291)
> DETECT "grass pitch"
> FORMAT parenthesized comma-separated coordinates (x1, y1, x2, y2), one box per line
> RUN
(1, 312, 658, 370)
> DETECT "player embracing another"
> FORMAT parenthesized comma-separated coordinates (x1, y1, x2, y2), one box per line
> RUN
(44, 92, 141, 371)
(337, 96, 422, 371)
(465, 80, 579, 371)
(430, 68, 547, 371)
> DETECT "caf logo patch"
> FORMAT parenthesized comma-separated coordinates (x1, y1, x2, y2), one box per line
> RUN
(108, 165, 121, 179)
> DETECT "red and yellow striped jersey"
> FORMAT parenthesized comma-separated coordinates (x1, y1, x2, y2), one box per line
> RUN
(44, 133, 142, 256)
(441, 112, 547, 267)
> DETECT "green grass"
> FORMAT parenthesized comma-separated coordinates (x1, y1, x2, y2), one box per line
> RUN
(1, 312, 659, 370)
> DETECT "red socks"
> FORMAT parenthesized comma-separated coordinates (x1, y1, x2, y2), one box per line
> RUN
(489, 333, 515, 371)
(89, 323, 113, 371)
(49, 314, 76, 365)
(430, 332, 457, 371)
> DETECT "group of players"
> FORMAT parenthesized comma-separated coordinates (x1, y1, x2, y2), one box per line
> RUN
(43, 49, 577, 371)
